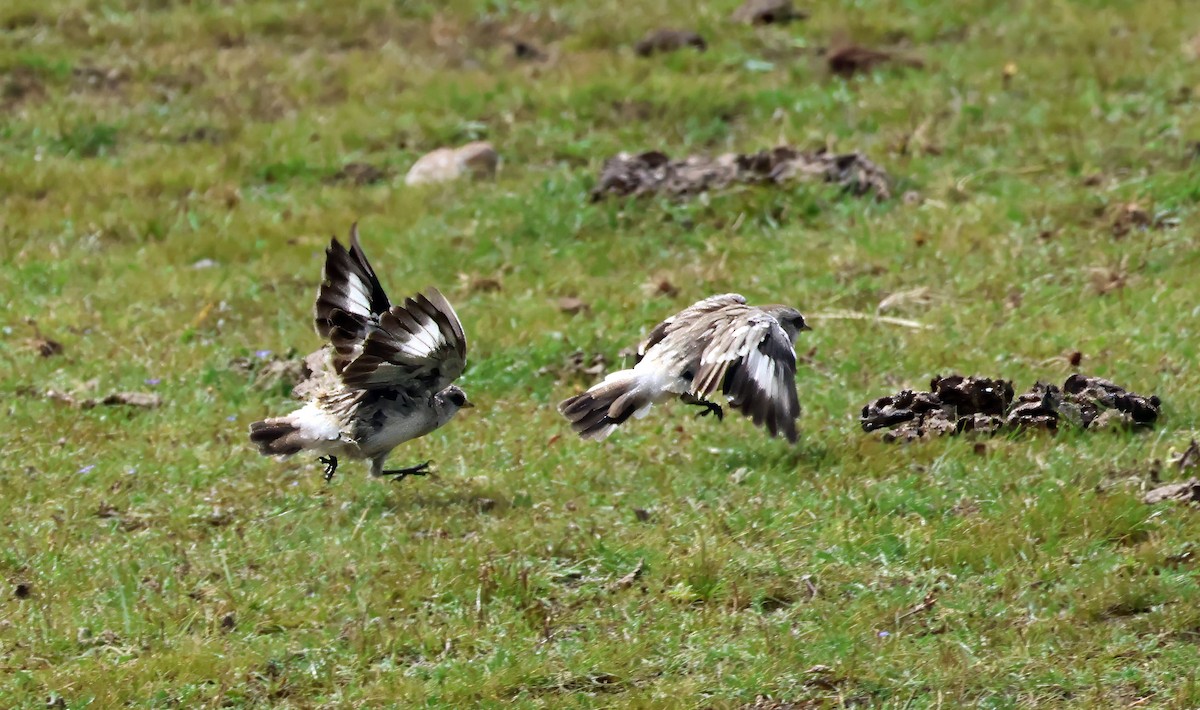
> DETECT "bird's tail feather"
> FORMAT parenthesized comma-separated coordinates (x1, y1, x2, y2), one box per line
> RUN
(248, 418, 306, 456)
(558, 370, 655, 441)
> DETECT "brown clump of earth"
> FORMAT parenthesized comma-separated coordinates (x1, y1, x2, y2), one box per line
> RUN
(591, 146, 892, 202)
(635, 29, 706, 57)
(861, 373, 1161, 443)
(824, 44, 924, 77)
(731, 0, 808, 25)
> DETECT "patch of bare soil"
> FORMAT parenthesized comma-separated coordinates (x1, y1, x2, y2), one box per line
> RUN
(635, 29, 706, 57)
(861, 374, 1161, 442)
(1101, 201, 1179, 237)
(2, 66, 46, 106)
(325, 162, 391, 186)
(591, 146, 892, 202)
(71, 65, 128, 93)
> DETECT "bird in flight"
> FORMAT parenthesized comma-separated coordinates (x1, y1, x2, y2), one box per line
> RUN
(558, 294, 810, 443)
(249, 224, 472, 482)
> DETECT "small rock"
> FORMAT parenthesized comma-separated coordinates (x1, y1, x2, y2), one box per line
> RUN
(405, 141, 498, 186)
(220, 612, 236, 631)
(14, 582, 31, 599)
(632, 507, 652, 522)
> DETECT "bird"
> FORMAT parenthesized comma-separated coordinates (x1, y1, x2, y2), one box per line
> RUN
(248, 223, 472, 483)
(558, 293, 810, 443)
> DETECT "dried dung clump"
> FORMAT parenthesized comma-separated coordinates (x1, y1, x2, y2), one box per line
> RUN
(405, 141, 498, 186)
(229, 349, 323, 396)
(731, 0, 807, 25)
(861, 373, 1161, 442)
(591, 146, 891, 202)
(825, 44, 924, 77)
(1144, 480, 1200, 505)
(635, 29, 706, 57)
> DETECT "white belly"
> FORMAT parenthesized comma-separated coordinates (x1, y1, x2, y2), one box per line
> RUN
(356, 402, 439, 458)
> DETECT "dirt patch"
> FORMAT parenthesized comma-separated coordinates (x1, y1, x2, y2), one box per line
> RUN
(824, 44, 924, 77)
(1102, 201, 1179, 237)
(861, 374, 1161, 442)
(2, 66, 46, 106)
(325, 162, 391, 186)
(635, 29, 706, 57)
(176, 126, 225, 144)
(591, 146, 892, 202)
(731, 0, 808, 25)
(71, 65, 128, 93)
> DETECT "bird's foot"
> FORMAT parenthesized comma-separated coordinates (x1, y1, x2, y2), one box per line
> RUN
(319, 455, 339, 483)
(692, 400, 724, 421)
(380, 460, 433, 482)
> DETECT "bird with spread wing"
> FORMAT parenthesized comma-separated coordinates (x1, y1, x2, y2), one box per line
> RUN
(249, 224, 472, 482)
(558, 294, 810, 443)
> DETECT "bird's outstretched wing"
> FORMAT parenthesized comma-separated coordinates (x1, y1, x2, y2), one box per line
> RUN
(691, 310, 800, 443)
(313, 223, 393, 373)
(637, 293, 747, 363)
(337, 288, 468, 395)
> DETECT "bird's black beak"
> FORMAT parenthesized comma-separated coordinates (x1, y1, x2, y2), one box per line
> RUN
(800, 323, 813, 331)
(462, 399, 476, 409)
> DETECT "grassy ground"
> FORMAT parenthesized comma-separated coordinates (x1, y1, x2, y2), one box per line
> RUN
(3, 0, 1200, 706)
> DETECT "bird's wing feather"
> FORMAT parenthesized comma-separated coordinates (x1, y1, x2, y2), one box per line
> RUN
(337, 288, 468, 394)
(692, 310, 800, 442)
(637, 293, 747, 363)
(313, 224, 393, 372)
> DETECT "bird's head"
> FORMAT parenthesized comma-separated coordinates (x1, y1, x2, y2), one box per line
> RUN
(763, 305, 812, 342)
(434, 385, 474, 423)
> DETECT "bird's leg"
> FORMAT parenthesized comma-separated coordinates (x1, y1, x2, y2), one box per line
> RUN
(379, 460, 433, 482)
(681, 393, 724, 421)
(319, 455, 339, 483)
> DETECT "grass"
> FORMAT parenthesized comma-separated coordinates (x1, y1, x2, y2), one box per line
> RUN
(2, 0, 1200, 706)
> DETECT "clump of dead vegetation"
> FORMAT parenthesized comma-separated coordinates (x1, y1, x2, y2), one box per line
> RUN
(591, 146, 892, 202)
(861, 374, 1162, 442)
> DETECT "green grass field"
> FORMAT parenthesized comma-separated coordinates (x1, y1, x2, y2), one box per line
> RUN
(3, 0, 1200, 706)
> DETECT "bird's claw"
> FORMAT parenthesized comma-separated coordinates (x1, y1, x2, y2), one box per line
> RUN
(380, 460, 433, 482)
(694, 401, 724, 421)
(319, 455, 338, 484)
